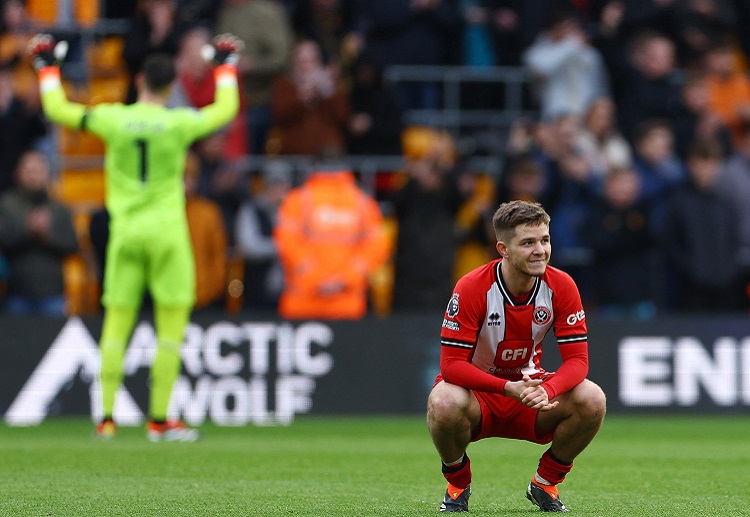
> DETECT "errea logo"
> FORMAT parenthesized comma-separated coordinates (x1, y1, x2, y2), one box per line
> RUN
(488, 313, 502, 326)
(566, 310, 586, 325)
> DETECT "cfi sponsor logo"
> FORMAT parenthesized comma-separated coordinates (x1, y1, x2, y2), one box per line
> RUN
(446, 293, 460, 318)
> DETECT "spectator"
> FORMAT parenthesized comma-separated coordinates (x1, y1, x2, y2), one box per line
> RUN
(459, 0, 498, 68)
(0, 0, 41, 106)
(235, 159, 292, 312)
(269, 39, 350, 155)
(592, 0, 682, 84)
(716, 125, 750, 304)
(391, 128, 465, 311)
(496, 156, 546, 204)
(184, 150, 228, 311)
(193, 131, 247, 243)
(0, 150, 78, 315)
(523, 8, 609, 121)
(0, 62, 47, 193)
(672, 0, 735, 67)
(459, 0, 526, 68)
(122, 0, 180, 104)
(662, 138, 743, 311)
(287, 0, 359, 67)
(456, 0, 524, 111)
(346, 51, 404, 156)
(631, 119, 686, 227)
(537, 114, 597, 255)
(616, 31, 682, 143)
(671, 71, 732, 160)
(734, 0, 750, 61)
(353, 0, 461, 110)
(577, 96, 633, 178)
(582, 165, 655, 318)
(703, 40, 750, 149)
(168, 25, 215, 109)
(274, 149, 390, 319)
(175, 0, 222, 27)
(215, 0, 294, 155)
(498, 118, 559, 209)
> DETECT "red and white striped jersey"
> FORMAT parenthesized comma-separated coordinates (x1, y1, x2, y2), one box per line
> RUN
(440, 258, 588, 382)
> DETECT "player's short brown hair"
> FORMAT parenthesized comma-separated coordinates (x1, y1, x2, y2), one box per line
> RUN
(492, 200, 550, 241)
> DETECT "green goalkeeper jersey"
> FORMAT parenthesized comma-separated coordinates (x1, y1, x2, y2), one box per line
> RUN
(39, 66, 239, 232)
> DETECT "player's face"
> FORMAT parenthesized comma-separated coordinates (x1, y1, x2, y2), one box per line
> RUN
(502, 223, 551, 277)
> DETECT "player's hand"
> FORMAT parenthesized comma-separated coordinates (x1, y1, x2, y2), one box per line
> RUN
(27, 34, 68, 71)
(505, 375, 559, 412)
(201, 33, 244, 67)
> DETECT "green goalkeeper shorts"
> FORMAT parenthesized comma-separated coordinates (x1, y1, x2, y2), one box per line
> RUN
(101, 224, 196, 308)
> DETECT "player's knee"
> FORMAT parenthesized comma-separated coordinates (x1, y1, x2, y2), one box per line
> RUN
(427, 383, 471, 427)
(573, 380, 607, 422)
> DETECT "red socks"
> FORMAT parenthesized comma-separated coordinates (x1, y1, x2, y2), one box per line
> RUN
(536, 449, 573, 485)
(442, 454, 471, 490)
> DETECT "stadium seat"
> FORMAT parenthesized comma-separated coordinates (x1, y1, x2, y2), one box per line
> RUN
(54, 167, 106, 208)
(86, 36, 127, 79)
(88, 75, 129, 104)
(26, 0, 99, 27)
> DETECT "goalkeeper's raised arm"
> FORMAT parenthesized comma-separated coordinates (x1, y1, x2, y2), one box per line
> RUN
(28, 32, 242, 134)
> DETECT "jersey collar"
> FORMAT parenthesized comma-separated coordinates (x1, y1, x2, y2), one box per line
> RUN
(495, 260, 541, 306)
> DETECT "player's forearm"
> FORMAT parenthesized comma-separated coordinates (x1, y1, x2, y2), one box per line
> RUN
(38, 67, 86, 129)
(441, 354, 508, 394)
(200, 65, 240, 130)
(542, 345, 589, 400)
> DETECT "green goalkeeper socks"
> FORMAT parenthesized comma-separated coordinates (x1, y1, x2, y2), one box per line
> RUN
(99, 306, 139, 417)
(149, 305, 191, 421)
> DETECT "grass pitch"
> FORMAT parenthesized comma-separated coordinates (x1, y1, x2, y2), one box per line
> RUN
(0, 415, 747, 516)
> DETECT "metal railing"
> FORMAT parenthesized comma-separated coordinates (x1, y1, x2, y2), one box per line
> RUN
(383, 65, 535, 134)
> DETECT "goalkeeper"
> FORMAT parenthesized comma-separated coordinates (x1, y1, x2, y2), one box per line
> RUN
(29, 34, 242, 441)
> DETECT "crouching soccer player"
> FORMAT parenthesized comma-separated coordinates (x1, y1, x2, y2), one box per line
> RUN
(427, 200, 606, 512)
(29, 33, 242, 441)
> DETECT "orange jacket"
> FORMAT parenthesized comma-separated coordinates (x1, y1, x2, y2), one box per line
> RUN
(274, 171, 390, 319)
(706, 72, 750, 147)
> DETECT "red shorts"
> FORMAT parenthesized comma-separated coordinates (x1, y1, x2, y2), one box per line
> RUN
(472, 388, 553, 444)
(434, 374, 554, 445)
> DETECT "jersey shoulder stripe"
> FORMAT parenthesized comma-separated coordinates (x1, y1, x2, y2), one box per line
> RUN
(557, 334, 588, 344)
(441, 338, 474, 349)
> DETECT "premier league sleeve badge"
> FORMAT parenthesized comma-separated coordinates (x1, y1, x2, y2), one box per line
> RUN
(446, 293, 460, 318)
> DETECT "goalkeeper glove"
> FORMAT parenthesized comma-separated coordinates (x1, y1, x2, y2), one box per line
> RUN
(27, 34, 68, 71)
(201, 33, 244, 67)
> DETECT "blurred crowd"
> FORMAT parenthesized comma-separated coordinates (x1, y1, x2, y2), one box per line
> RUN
(1, 0, 750, 318)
